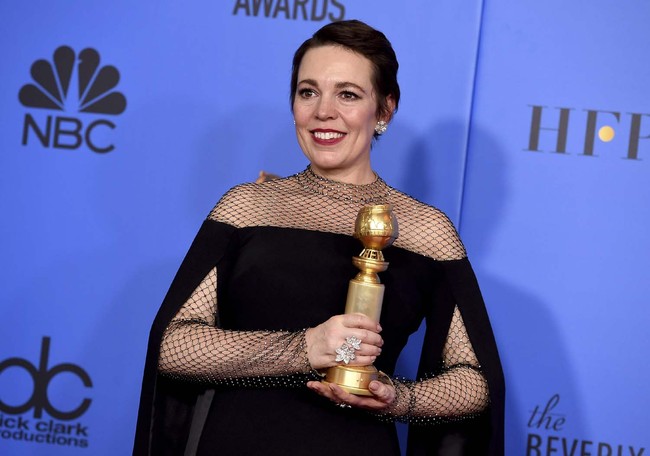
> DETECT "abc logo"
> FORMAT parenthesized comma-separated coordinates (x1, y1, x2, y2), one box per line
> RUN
(0, 337, 92, 420)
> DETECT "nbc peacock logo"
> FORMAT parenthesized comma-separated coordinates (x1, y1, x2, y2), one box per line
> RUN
(19, 45, 126, 153)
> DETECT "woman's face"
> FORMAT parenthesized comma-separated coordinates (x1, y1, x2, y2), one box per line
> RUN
(293, 45, 390, 184)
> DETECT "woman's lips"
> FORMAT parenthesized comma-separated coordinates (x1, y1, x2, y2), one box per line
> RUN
(311, 129, 346, 145)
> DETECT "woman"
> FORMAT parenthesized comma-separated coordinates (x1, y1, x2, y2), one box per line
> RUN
(134, 19, 504, 456)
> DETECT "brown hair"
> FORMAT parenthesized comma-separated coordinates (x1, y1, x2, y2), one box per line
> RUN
(290, 20, 400, 127)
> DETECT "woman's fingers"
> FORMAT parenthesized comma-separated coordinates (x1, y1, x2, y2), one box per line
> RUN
(329, 382, 393, 408)
(306, 380, 395, 411)
(368, 380, 395, 403)
(304, 313, 384, 369)
(339, 314, 383, 352)
(343, 313, 382, 333)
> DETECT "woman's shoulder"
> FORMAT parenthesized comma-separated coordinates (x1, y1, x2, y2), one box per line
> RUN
(388, 189, 467, 261)
(389, 188, 451, 222)
(206, 176, 292, 227)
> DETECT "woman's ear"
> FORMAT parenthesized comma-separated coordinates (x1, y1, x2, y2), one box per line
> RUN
(382, 95, 396, 123)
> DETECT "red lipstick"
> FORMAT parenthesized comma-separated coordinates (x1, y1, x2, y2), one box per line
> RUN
(311, 129, 346, 146)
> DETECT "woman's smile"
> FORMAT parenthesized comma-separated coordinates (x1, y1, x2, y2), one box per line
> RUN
(311, 128, 346, 145)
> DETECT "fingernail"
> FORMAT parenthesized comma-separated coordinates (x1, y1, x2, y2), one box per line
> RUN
(369, 382, 379, 391)
(377, 324, 383, 332)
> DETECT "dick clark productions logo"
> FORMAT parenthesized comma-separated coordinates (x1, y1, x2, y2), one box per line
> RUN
(0, 337, 92, 448)
(19, 45, 126, 153)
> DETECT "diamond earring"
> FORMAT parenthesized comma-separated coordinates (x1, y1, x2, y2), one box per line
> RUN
(375, 120, 387, 135)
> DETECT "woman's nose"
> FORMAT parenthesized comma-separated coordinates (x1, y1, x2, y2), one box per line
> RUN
(315, 97, 337, 120)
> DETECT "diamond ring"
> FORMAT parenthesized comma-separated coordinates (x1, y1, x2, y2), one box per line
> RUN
(335, 336, 362, 364)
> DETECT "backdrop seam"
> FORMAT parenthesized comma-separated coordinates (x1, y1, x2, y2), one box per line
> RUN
(457, 0, 486, 234)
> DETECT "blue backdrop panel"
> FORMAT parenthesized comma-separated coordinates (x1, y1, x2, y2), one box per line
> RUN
(461, 1, 650, 454)
(0, 1, 482, 454)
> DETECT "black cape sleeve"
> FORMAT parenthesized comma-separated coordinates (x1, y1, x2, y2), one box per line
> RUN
(407, 258, 505, 456)
(133, 220, 237, 456)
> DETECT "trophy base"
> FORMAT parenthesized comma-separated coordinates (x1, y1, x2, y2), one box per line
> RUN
(322, 365, 378, 396)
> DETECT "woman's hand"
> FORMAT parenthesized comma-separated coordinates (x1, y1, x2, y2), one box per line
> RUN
(306, 379, 396, 411)
(304, 313, 383, 370)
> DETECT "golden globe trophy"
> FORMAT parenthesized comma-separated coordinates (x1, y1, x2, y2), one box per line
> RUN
(323, 204, 398, 396)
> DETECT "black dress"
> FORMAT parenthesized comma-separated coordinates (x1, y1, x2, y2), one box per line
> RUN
(133, 168, 505, 455)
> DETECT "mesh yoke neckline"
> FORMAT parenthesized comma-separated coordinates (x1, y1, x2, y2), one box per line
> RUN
(294, 166, 391, 205)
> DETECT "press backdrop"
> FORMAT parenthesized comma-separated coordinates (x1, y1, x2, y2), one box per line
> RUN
(1, 1, 648, 455)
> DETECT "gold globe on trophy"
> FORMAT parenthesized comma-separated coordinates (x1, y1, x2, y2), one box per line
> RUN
(323, 204, 399, 396)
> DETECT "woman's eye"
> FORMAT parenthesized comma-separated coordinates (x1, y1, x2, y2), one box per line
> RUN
(298, 88, 316, 98)
(340, 91, 359, 100)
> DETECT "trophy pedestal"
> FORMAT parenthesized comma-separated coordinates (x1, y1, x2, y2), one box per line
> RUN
(322, 365, 378, 396)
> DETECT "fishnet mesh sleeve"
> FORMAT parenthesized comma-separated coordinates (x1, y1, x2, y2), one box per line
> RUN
(158, 267, 315, 385)
(382, 306, 489, 423)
